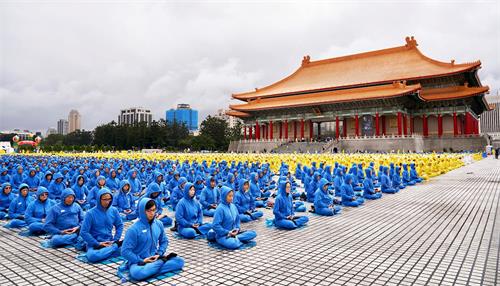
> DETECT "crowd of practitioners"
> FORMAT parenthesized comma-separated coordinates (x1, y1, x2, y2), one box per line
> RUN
(0, 155, 423, 281)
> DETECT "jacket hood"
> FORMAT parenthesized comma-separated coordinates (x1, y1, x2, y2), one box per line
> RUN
(220, 186, 233, 205)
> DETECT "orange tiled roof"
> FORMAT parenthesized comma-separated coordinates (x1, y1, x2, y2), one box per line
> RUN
(230, 82, 421, 112)
(225, 110, 251, 117)
(419, 84, 489, 101)
(233, 37, 481, 101)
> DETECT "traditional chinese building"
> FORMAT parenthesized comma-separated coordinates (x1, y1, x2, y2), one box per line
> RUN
(227, 37, 491, 152)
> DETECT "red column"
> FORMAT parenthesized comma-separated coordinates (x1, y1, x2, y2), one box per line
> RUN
(335, 116, 340, 139)
(423, 115, 428, 137)
(243, 126, 247, 140)
(453, 112, 458, 136)
(293, 121, 297, 139)
(355, 115, 359, 137)
(249, 125, 253, 139)
(269, 121, 273, 140)
(382, 116, 386, 135)
(284, 120, 288, 140)
(410, 116, 414, 135)
(464, 113, 470, 135)
(279, 122, 282, 139)
(375, 113, 380, 136)
(397, 112, 402, 136)
(255, 122, 260, 140)
(309, 120, 313, 140)
(403, 114, 408, 136)
(343, 118, 347, 137)
(438, 114, 443, 137)
(300, 119, 305, 139)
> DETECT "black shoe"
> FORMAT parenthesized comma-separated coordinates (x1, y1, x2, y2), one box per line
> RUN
(115, 240, 123, 247)
(193, 227, 202, 235)
(170, 221, 178, 232)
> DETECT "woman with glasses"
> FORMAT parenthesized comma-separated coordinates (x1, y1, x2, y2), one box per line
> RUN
(0, 183, 15, 220)
(25, 186, 56, 235)
(121, 198, 184, 281)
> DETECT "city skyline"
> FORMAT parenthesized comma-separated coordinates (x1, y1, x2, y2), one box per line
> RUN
(0, 1, 499, 132)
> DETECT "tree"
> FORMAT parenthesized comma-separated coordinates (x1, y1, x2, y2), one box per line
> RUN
(199, 116, 229, 151)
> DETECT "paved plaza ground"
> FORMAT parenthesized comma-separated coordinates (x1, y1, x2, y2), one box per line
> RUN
(0, 157, 498, 286)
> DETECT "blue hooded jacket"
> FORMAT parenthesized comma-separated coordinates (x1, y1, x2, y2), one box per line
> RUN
(341, 174, 356, 202)
(199, 176, 220, 209)
(234, 179, 255, 214)
(170, 177, 187, 210)
(249, 172, 261, 199)
(175, 183, 203, 230)
(25, 168, 40, 189)
(39, 171, 53, 189)
(87, 175, 106, 208)
(273, 182, 294, 221)
(314, 178, 333, 209)
(80, 188, 124, 248)
(44, 188, 84, 235)
(48, 173, 65, 200)
(8, 183, 34, 219)
(10, 165, 26, 190)
(212, 186, 240, 238)
(141, 183, 164, 215)
(25, 187, 56, 224)
(121, 198, 168, 266)
(363, 169, 376, 195)
(113, 180, 135, 213)
(0, 182, 15, 212)
(71, 175, 89, 201)
(0, 168, 12, 185)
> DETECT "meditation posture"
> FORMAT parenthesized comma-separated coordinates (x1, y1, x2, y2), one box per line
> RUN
(313, 179, 342, 216)
(340, 174, 365, 207)
(273, 182, 309, 230)
(234, 179, 263, 222)
(199, 176, 220, 217)
(113, 180, 138, 220)
(80, 188, 124, 263)
(122, 198, 184, 281)
(43, 188, 84, 247)
(25, 187, 56, 235)
(175, 183, 213, 239)
(212, 186, 257, 249)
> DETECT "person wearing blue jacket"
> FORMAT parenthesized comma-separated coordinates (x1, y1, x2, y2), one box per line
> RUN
(199, 176, 220, 217)
(141, 183, 172, 227)
(113, 180, 138, 220)
(43, 188, 84, 247)
(121, 198, 184, 281)
(306, 172, 321, 203)
(80, 188, 124, 263)
(363, 169, 382, 200)
(48, 173, 65, 200)
(409, 163, 423, 183)
(234, 179, 263, 222)
(333, 168, 344, 196)
(0, 182, 15, 220)
(313, 179, 342, 216)
(127, 169, 143, 200)
(87, 176, 107, 208)
(380, 166, 398, 194)
(170, 177, 187, 211)
(39, 171, 53, 189)
(25, 168, 40, 192)
(10, 165, 26, 192)
(392, 166, 406, 190)
(175, 183, 213, 239)
(7, 183, 34, 228)
(341, 174, 365, 207)
(106, 169, 120, 193)
(249, 173, 267, 208)
(72, 175, 89, 209)
(273, 181, 309, 230)
(212, 186, 257, 250)
(0, 168, 12, 185)
(401, 164, 416, 186)
(25, 187, 55, 235)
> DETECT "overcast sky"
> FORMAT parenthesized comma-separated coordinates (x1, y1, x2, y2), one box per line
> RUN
(1, 0, 499, 133)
